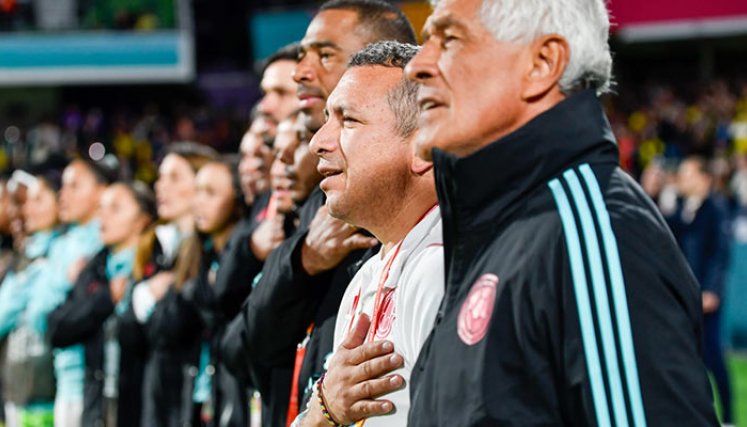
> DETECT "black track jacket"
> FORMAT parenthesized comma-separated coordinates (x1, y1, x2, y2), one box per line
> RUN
(408, 90, 718, 427)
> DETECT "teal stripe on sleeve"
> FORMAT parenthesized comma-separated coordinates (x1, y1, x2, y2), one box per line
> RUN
(548, 178, 611, 427)
(564, 169, 630, 427)
(579, 164, 647, 427)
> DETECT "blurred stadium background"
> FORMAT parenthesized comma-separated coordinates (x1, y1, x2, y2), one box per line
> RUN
(0, 0, 746, 424)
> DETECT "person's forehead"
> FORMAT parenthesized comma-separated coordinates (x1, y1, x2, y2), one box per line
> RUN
(301, 9, 363, 49)
(197, 163, 229, 182)
(262, 60, 296, 85)
(102, 185, 125, 202)
(160, 154, 189, 172)
(240, 131, 262, 152)
(330, 66, 401, 110)
(274, 119, 300, 148)
(64, 162, 90, 181)
(424, 0, 480, 34)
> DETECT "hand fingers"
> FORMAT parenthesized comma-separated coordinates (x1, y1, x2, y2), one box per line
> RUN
(347, 399, 396, 421)
(346, 339, 397, 366)
(351, 374, 405, 401)
(341, 314, 371, 351)
(352, 351, 404, 383)
(343, 233, 379, 251)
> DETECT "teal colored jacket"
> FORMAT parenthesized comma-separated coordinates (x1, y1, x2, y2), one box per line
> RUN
(28, 221, 102, 403)
(0, 229, 61, 338)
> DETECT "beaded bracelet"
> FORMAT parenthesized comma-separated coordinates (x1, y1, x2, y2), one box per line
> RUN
(315, 373, 344, 427)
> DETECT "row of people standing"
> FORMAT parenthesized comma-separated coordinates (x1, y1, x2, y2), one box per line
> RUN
(0, 137, 270, 426)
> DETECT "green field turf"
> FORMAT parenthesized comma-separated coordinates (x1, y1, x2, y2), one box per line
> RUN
(730, 352, 747, 426)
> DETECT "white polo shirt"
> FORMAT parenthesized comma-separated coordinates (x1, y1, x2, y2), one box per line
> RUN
(332, 206, 444, 426)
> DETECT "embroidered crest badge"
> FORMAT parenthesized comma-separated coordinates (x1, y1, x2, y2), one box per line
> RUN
(457, 274, 499, 346)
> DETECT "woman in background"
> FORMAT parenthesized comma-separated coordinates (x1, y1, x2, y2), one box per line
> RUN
(47, 182, 157, 427)
(132, 143, 217, 427)
(31, 158, 115, 427)
(0, 173, 62, 427)
(180, 157, 248, 426)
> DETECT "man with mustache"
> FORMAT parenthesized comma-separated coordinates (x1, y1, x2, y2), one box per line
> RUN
(294, 40, 443, 427)
(399, 0, 719, 425)
(222, 1, 417, 426)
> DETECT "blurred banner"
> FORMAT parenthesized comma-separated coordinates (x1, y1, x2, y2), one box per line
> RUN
(610, 0, 747, 42)
(0, 0, 194, 85)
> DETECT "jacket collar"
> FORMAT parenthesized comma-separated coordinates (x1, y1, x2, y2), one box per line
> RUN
(432, 89, 619, 232)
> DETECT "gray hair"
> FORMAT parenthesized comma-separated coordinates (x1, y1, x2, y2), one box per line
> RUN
(431, 0, 613, 94)
(349, 41, 421, 137)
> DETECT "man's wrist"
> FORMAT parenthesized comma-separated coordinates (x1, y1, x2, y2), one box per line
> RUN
(315, 373, 344, 426)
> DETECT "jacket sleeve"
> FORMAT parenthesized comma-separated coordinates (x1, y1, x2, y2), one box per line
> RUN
(548, 188, 719, 427)
(0, 271, 29, 338)
(222, 190, 330, 375)
(118, 297, 148, 352)
(47, 255, 114, 348)
(241, 231, 332, 368)
(221, 309, 253, 381)
(213, 221, 264, 321)
(145, 285, 203, 349)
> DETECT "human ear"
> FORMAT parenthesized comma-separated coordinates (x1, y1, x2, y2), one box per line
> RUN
(522, 34, 570, 101)
(411, 154, 434, 175)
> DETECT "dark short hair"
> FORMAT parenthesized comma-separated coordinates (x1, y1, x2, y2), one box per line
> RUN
(349, 41, 420, 137)
(319, 0, 417, 45)
(260, 42, 299, 76)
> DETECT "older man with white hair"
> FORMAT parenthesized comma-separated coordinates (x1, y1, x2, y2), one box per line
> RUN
(401, 0, 720, 425)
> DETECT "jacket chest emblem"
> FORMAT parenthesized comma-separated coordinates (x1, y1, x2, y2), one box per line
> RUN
(457, 274, 499, 345)
(374, 287, 397, 340)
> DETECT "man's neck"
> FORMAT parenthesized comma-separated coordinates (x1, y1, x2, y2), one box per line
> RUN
(373, 195, 437, 258)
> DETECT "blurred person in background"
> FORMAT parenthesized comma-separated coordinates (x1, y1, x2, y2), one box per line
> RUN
(225, 2, 416, 426)
(0, 170, 63, 427)
(6, 172, 30, 254)
(31, 158, 115, 427)
(159, 158, 247, 426)
(130, 142, 217, 427)
(666, 156, 733, 425)
(238, 118, 274, 211)
(47, 182, 157, 427)
(239, 42, 300, 209)
(256, 43, 301, 133)
(265, 112, 318, 236)
(222, 111, 324, 426)
(213, 45, 304, 396)
(0, 178, 16, 281)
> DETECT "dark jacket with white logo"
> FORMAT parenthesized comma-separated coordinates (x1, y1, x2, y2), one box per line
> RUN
(408, 90, 718, 427)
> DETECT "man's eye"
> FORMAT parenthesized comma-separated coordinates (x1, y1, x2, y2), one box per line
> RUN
(442, 35, 457, 47)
